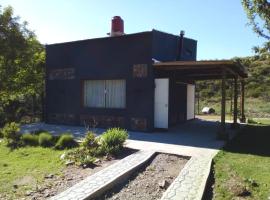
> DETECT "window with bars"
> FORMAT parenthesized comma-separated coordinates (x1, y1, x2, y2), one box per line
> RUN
(84, 80, 126, 108)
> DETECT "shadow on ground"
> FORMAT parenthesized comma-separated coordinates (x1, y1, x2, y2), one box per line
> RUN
(223, 124, 270, 157)
(127, 119, 229, 150)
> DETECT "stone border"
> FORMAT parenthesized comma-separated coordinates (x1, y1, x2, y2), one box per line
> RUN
(160, 156, 212, 200)
(50, 150, 155, 200)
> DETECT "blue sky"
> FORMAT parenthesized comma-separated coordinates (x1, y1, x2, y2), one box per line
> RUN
(1, 0, 267, 60)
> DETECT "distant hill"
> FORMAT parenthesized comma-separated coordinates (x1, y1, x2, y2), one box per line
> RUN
(196, 53, 270, 118)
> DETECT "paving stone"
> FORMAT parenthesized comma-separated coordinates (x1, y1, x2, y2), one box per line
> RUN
(161, 156, 212, 200)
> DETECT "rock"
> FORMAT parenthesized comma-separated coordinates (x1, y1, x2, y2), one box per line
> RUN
(166, 175, 173, 179)
(105, 155, 113, 160)
(158, 180, 169, 189)
(94, 158, 101, 164)
(44, 192, 51, 198)
(60, 153, 66, 160)
(44, 174, 54, 179)
(65, 160, 75, 166)
(67, 177, 73, 181)
(25, 191, 33, 196)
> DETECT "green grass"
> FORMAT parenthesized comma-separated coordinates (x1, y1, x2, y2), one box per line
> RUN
(196, 97, 270, 118)
(213, 123, 270, 200)
(252, 118, 270, 125)
(0, 142, 64, 199)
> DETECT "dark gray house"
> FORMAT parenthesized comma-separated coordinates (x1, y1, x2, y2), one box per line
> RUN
(45, 27, 197, 132)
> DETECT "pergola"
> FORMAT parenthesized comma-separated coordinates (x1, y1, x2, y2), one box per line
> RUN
(154, 60, 248, 139)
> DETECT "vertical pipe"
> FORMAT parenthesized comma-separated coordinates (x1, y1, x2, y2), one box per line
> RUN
(240, 80, 246, 122)
(177, 30, 185, 60)
(233, 77, 238, 127)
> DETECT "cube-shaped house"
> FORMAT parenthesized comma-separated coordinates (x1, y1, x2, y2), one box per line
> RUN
(45, 17, 199, 132)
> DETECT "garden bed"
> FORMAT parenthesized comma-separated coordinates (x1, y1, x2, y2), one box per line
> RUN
(0, 124, 132, 200)
(97, 153, 188, 200)
(22, 147, 135, 200)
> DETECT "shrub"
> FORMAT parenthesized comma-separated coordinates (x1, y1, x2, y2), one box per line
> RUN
(2, 122, 21, 147)
(247, 118, 258, 124)
(38, 132, 54, 147)
(0, 129, 3, 138)
(81, 131, 98, 149)
(100, 128, 128, 155)
(81, 155, 96, 167)
(22, 133, 39, 146)
(55, 133, 78, 149)
(65, 147, 96, 167)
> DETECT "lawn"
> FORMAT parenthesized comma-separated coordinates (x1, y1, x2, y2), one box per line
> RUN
(213, 120, 270, 200)
(0, 142, 64, 200)
(197, 97, 270, 118)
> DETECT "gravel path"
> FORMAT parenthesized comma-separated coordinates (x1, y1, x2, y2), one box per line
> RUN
(97, 153, 188, 200)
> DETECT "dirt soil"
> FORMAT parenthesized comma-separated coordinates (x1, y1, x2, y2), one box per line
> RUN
(27, 148, 136, 200)
(97, 153, 188, 200)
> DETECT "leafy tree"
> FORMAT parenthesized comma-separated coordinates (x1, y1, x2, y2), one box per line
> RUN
(0, 5, 45, 125)
(242, 0, 270, 51)
(242, 0, 270, 40)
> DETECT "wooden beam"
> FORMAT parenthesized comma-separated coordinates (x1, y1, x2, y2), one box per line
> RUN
(221, 70, 226, 130)
(231, 77, 239, 129)
(217, 69, 228, 140)
(240, 80, 246, 123)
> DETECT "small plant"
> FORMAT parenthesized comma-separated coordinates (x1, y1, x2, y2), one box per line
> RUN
(65, 147, 96, 167)
(22, 133, 39, 146)
(38, 132, 54, 147)
(2, 122, 21, 147)
(55, 133, 78, 149)
(247, 118, 258, 124)
(81, 131, 98, 149)
(100, 128, 128, 155)
(81, 155, 96, 167)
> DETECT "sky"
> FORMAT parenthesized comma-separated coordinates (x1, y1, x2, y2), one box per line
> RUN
(1, 0, 267, 60)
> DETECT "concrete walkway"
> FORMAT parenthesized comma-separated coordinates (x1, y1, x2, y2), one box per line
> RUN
(21, 119, 230, 158)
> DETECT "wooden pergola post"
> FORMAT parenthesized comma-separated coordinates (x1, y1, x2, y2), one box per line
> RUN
(218, 69, 228, 140)
(240, 79, 246, 123)
(221, 70, 226, 130)
(231, 76, 239, 129)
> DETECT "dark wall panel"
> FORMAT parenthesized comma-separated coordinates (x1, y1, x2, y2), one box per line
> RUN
(46, 32, 155, 131)
(152, 30, 197, 62)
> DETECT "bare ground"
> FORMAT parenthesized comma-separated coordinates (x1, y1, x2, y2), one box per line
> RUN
(97, 153, 188, 200)
(26, 148, 136, 200)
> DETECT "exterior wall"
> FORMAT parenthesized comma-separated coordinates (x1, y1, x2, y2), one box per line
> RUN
(152, 30, 197, 126)
(152, 30, 197, 62)
(45, 30, 198, 131)
(45, 32, 155, 131)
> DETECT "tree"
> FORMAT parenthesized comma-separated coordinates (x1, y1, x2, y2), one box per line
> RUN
(242, 0, 270, 51)
(0, 5, 45, 125)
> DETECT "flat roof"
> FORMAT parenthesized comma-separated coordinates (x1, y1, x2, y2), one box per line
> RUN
(46, 29, 196, 47)
(154, 60, 248, 80)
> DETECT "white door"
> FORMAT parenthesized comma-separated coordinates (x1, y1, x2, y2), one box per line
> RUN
(187, 84, 195, 120)
(154, 78, 169, 128)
